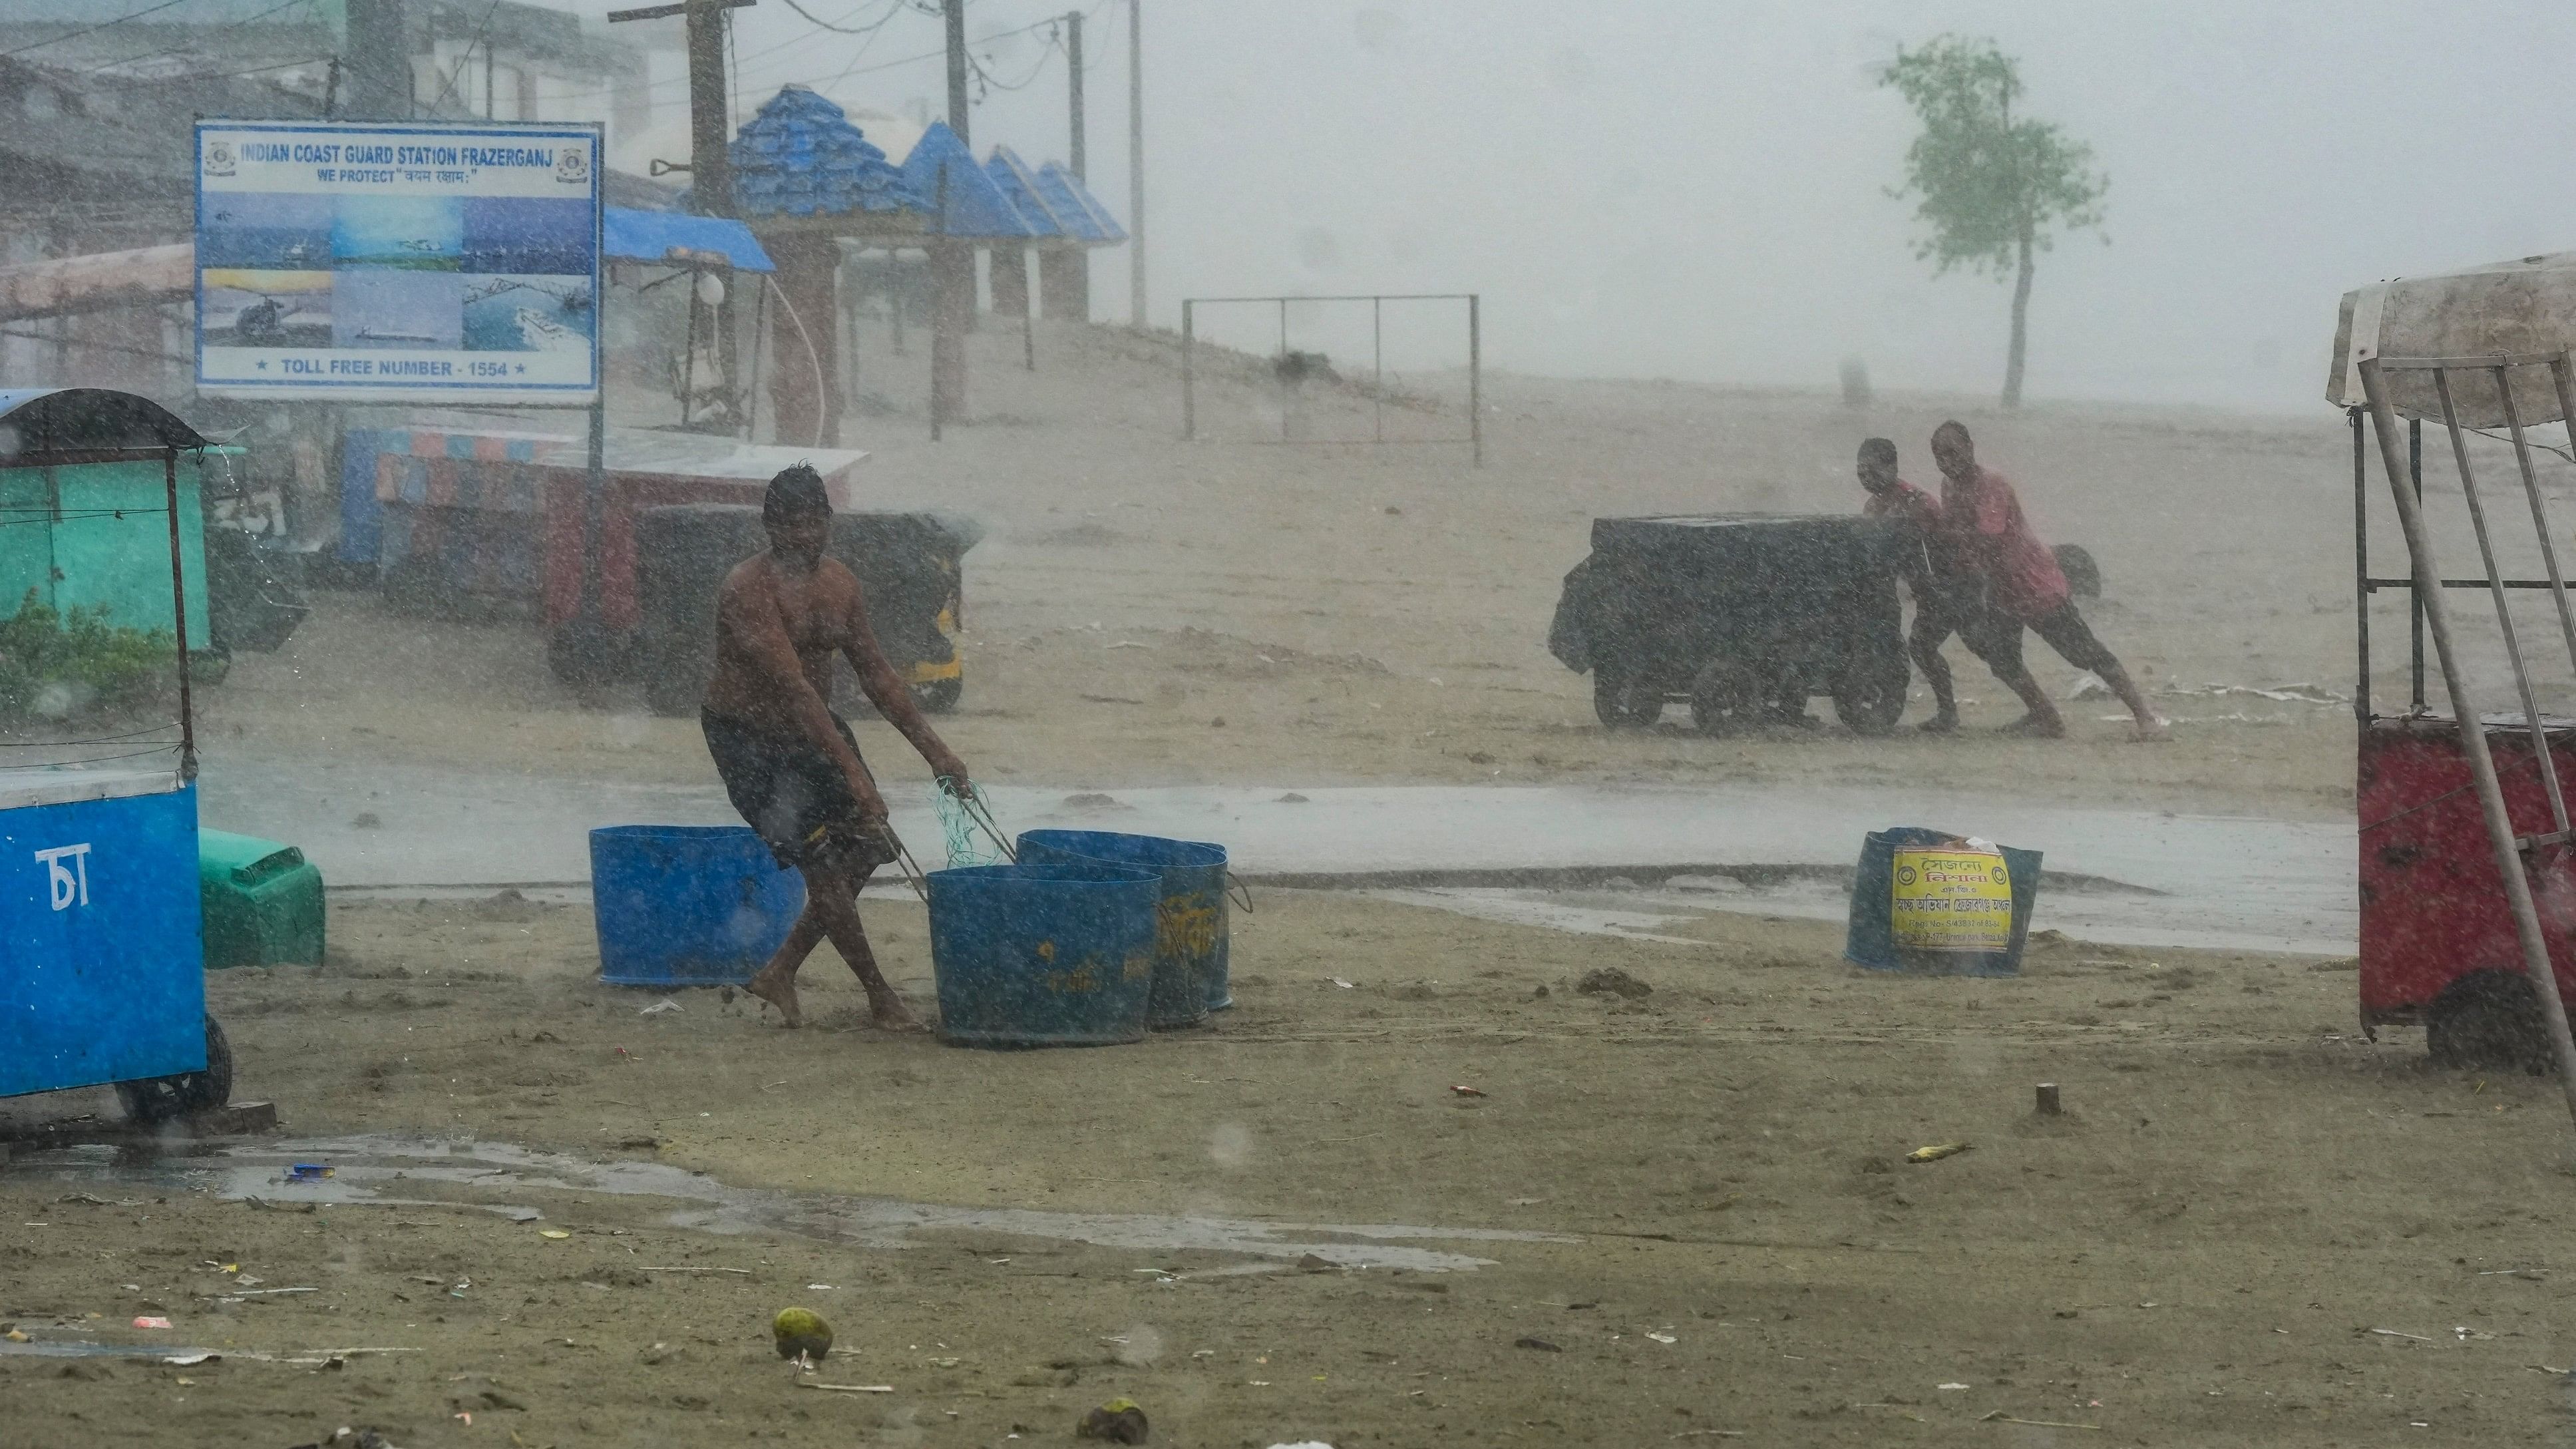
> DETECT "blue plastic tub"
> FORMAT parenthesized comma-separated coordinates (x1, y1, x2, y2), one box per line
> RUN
(590, 825, 805, 987)
(926, 862, 1161, 1047)
(1843, 825, 2043, 977)
(1016, 829, 1230, 1024)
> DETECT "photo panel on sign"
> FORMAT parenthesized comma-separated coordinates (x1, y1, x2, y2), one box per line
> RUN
(333, 194, 464, 270)
(462, 196, 592, 275)
(462, 274, 596, 353)
(198, 193, 331, 270)
(334, 269, 464, 349)
(200, 268, 333, 348)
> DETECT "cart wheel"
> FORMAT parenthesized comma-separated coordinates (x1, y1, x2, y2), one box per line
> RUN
(2426, 970, 2551, 1072)
(1689, 659, 1763, 737)
(912, 676, 964, 714)
(1832, 650, 1912, 736)
(114, 1017, 234, 1126)
(1592, 666, 1663, 729)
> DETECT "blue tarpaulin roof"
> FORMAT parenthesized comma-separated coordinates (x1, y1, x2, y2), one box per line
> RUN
(984, 146, 1067, 239)
(1031, 162, 1127, 245)
(899, 122, 1039, 240)
(603, 207, 773, 272)
(729, 87, 921, 219)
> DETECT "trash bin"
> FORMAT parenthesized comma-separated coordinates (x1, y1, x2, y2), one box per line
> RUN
(198, 829, 326, 970)
(1843, 825, 2042, 977)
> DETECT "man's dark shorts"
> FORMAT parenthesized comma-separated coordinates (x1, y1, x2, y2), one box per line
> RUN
(1962, 601, 2121, 678)
(701, 710, 899, 872)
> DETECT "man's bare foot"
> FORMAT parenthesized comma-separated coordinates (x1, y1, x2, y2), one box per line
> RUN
(2133, 716, 2172, 742)
(1917, 712, 1960, 735)
(867, 993, 928, 1032)
(1996, 713, 2067, 739)
(745, 964, 804, 1028)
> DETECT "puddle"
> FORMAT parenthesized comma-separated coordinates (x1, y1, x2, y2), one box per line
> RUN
(9, 1136, 1573, 1274)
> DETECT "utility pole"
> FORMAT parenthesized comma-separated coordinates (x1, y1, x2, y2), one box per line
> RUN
(1127, 0, 1145, 328)
(944, 0, 970, 142)
(931, 0, 972, 429)
(342, 0, 407, 118)
(1065, 9, 1085, 180)
(606, 0, 754, 216)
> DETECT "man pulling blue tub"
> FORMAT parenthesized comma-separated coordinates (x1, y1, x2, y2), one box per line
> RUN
(700, 463, 973, 1028)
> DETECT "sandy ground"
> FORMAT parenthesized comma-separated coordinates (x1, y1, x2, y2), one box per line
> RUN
(192, 320, 2386, 819)
(5, 892, 2575, 1446)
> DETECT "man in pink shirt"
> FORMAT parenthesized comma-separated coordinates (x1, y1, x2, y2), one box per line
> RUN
(1931, 421, 2164, 740)
(1856, 437, 1962, 732)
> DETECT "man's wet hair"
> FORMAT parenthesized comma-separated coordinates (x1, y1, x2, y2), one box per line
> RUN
(763, 463, 831, 524)
(1859, 437, 1897, 466)
(1932, 419, 1972, 449)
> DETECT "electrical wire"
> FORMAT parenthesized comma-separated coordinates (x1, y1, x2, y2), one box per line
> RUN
(772, 0, 909, 37)
(423, 0, 504, 116)
(966, 28, 1057, 97)
(0, 0, 205, 59)
(79, 0, 317, 74)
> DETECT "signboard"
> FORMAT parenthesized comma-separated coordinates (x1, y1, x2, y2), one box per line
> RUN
(1889, 847, 2014, 954)
(194, 119, 601, 404)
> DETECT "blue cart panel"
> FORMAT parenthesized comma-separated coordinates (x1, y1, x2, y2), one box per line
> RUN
(0, 775, 206, 1099)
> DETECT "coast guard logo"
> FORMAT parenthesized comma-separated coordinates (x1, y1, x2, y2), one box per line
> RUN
(1988, 863, 2008, 885)
(204, 138, 236, 176)
(1893, 864, 1917, 887)
(555, 146, 590, 185)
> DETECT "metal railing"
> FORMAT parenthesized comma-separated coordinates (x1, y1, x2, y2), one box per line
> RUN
(2356, 348, 2576, 1123)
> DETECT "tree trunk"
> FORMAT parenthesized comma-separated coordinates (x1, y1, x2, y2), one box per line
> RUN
(2002, 224, 2034, 409)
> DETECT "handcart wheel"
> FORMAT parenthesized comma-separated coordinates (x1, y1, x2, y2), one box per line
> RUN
(114, 1016, 234, 1126)
(1831, 649, 1912, 736)
(1592, 664, 1663, 729)
(2425, 970, 2549, 1072)
(1689, 658, 1763, 737)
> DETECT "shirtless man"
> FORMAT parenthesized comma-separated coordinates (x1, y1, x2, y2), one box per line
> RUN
(1929, 421, 2165, 740)
(701, 464, 972, 1027)
(1855, 436, 1962, 732)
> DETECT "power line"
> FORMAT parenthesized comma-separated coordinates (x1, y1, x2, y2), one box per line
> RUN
(0, 0, 206, 60)
(424, 0, 505, 116)
(81, 0, 317, 75)
(772, 0, 908, 36)
(967, 29, 1057, 97)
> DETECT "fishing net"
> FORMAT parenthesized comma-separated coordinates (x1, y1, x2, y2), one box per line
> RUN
(932, 778, 1013, 869)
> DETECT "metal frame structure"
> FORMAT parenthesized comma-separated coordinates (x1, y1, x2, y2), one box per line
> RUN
(1179, 292, 1481, 466)
(2354, 348, 2576, 1126)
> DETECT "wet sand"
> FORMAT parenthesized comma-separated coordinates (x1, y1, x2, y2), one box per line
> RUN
(4, 892, 2571, 1446)
(198, 323, 2371, 820)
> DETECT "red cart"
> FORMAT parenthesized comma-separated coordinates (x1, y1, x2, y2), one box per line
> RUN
(2336, 256, 2576, 1102)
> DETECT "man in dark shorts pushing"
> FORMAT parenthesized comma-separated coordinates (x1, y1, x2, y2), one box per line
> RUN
(1930, 421, 2165, 740)
(1855, 436, 1962, 732)
(701, 464, 972, 1028)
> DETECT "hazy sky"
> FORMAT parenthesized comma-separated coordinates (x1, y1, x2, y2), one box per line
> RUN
(582, 0, 2576, 413)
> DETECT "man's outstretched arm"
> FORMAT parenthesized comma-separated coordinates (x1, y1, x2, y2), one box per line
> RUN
(838, 581, 970, 794)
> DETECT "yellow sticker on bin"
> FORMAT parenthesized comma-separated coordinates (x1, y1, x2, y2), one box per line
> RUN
(1889, 848, 2013, 953)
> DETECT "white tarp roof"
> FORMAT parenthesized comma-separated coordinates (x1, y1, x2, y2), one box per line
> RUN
(2329, 252, 2576, 427)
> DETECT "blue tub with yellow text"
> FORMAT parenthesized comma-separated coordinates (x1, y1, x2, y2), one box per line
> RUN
(1016, 829, 1228, 1027)
(926, 862, 1160, 1047)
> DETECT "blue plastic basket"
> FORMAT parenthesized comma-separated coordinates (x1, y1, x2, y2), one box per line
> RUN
(926, 862, 1161, 1047)
(1016, 830, 1230, 1025)
(590, 825, 804, 987)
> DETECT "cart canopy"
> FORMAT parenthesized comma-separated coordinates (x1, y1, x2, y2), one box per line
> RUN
(0, 388, 206, 458)
(2328, 252, 2576, 426)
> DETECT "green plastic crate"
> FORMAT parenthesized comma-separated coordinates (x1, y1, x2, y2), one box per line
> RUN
(198, 829, 325, 970)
